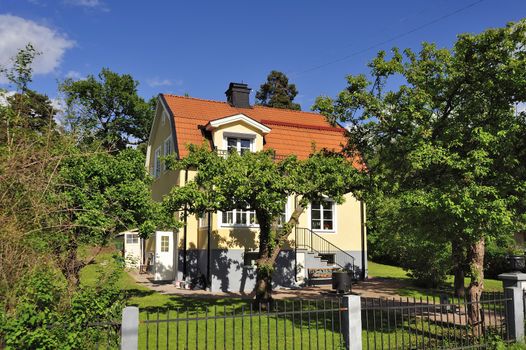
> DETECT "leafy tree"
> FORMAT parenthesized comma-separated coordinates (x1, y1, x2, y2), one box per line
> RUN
(163, 145, 364, 303)
(314, 20, 526, 328)
(255, 70, 301, 110)
(49, 147, 171, 287)
(0, 44, 57, 146)
(60, 68, 155, 151)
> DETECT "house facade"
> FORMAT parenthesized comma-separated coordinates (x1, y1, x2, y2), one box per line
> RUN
(141, 82, 367, 293)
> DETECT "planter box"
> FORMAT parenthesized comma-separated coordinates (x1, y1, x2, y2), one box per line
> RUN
(507, 255, 526, 272)
(331, 271, 352, 294)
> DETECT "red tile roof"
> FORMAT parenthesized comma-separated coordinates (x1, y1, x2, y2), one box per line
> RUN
(161, 94, 362, 169)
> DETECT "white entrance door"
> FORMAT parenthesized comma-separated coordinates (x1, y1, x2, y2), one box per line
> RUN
(154, 231, 174, 281)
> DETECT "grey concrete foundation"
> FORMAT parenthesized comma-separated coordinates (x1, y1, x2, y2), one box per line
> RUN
(177, 248, 367, 293)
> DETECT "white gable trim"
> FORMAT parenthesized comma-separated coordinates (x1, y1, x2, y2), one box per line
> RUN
(206, 114, 271, 134)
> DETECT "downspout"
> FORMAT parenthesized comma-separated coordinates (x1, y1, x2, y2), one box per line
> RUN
(294, 195, 298, 283)
(183, 168, 188, 279)
(360, 200, 366, 280)
(207, 211, 212, 290)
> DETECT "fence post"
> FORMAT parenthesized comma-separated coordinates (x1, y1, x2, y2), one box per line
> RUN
(121, 306, 139, 350)
(504, 286, 524, 342)
(342, 295, 362, 350)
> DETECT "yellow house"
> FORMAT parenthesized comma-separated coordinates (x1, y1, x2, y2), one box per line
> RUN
(143, 82, 367, 292)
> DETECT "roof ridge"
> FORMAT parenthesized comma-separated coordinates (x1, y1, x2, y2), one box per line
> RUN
(161, 93, 232, 106)
(252, 104, 323, 117)
(161, 93, 325, 117)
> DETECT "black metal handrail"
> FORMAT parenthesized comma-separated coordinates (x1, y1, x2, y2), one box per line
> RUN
(295, 227, 355, 271)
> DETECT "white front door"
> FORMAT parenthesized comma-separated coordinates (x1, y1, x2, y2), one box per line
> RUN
(154, 231, 174, 281)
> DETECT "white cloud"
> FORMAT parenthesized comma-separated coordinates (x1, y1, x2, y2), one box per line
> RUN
(64, 0, 109, 11)
(0, 15, 75, 82)
(65, 70, 84, 80)
(147, 77, 182, 88)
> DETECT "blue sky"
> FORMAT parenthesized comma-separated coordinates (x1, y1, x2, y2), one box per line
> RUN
(0, 0, 525, 110)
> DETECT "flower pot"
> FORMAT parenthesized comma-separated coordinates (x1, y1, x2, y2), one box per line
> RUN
(507, 255, 526, 272)
(332, 271, 352, 294)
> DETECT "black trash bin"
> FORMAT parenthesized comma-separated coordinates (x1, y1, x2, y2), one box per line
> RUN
(332, 270, 352, 294)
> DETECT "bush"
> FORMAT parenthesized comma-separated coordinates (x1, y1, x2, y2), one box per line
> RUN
(0, 267, 123, 350)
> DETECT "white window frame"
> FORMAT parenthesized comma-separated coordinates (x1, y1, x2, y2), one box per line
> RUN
(163, 136, 173, 171)
(219, 198, 289, 228)
(126, 233, 139, 244)
(153, 146, 161, 178)
(222, 133, 255, 153)
(308, 199, 336, 233)
(160, 235, 169, 252)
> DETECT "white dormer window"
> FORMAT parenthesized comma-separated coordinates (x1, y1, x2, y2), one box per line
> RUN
(227, 137, 252, 154)
(153, 147, 161, 178)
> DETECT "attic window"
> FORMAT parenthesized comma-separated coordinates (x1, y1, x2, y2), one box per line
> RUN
(227, 137, 251, 154)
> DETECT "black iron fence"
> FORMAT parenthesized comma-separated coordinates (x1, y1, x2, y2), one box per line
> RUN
(139, 299, 347, 350)
(362, 292, 511, 350)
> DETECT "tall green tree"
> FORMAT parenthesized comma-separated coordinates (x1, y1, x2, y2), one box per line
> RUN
(164, 145, 364, 303)
(314, 20, 526, 328)
(60, 68, 154, 151)
(255, 70, 301, 110)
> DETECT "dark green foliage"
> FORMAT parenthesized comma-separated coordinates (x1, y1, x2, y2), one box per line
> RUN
(255, 70, 301, 110)
(0, 268, 122, 350)
(314, 20, 526, 292)
(60, 68, 155, 150)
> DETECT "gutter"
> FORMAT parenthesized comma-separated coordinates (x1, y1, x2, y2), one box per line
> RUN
(360, 200, 366, 280)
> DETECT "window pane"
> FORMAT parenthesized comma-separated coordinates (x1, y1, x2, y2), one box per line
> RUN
(240, 139, 251, 154)
(311, 201, 321, 210)
(323, 221, 333, 230)
(312, 220, 321, 230)
(249, 211, 257, 224)
(236, 209, 247, 224)
(161, 236, 169, 252)
(311, 209, 321, 220)
(223, 211, 233, 224)
(323, 210, 333, 220)
(227, 138, 237, 153)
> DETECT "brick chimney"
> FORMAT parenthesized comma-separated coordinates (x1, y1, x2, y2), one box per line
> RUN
(225, 82, 251, 108)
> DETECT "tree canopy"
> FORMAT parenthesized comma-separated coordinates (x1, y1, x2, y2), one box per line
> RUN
(164, 145, 364, 302)
(314, 20, 526, 326)
(60, 68, 155, 151)
(255, 70, 301, 110)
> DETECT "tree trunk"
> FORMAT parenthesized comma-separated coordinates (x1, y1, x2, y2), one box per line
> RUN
(454, 268, 465, 298)
(466, 237, 485, 337)
(254, 201, 306, 304)
(60, 238, 84, 290)
(452, 239, 466, 298)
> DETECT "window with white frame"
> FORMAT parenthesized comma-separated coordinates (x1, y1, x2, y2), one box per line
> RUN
(153, 147, 161, 178)
(222, 208, 257, 226)
(160, 235, 169, 252)
(311, 200, 335, 231)
(226, 137, 252, 154)
(163, 136, 173, 171)
(126, 233, 139, 244)
(221, 202, 287, 227)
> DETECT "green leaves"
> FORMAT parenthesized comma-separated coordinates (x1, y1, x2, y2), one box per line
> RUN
(60, 68, 155, 151)
(255, 70, 301, 110)
(314, 20, 526, 287)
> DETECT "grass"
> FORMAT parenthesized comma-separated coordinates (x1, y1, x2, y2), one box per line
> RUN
(80, 250, 507, 349)
(368, 260, 503, 299)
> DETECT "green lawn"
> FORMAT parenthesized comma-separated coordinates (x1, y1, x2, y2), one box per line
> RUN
(80, 250, 508, 349)
(368, 260, 503, 298)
